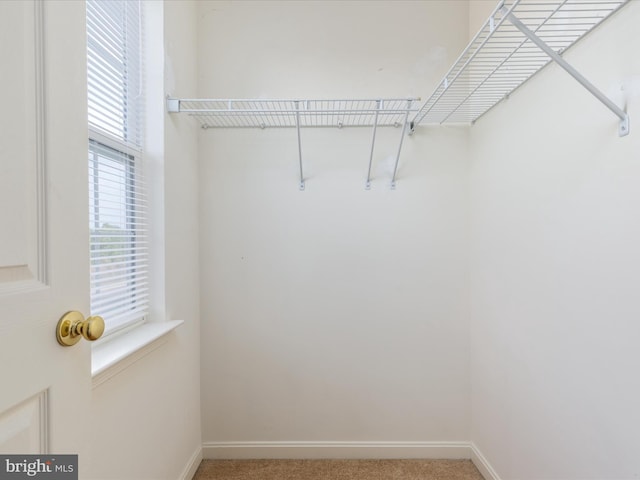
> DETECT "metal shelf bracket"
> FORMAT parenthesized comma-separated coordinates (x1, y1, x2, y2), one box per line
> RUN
(365, 100, 381, 190)
(390, 100, 412, 189)
(294, 101, 305, 190)
(504, 9, 630, 137)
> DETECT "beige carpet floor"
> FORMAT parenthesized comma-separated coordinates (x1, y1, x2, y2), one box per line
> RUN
(192, 459, 485, 480)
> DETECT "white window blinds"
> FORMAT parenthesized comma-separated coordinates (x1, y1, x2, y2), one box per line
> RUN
(87, 0, 148, 334)
(87, 0, 142, 147)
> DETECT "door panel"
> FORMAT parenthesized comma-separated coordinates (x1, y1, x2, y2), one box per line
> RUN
(0, 392, 48, 454)
(0, 0, 45, 290)
(0, 0, 91, 470)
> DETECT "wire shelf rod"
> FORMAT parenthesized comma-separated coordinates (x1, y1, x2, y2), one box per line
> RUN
(177, 108, 418, 114)
(172, 97, 418, 105)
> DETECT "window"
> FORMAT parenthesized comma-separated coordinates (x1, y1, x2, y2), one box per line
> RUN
(87, 0, 147, 335)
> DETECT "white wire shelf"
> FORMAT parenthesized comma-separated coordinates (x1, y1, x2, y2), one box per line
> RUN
(167, 98, 419, 190)
(167, 98, 418, 129)
(412, 0, 630, 135)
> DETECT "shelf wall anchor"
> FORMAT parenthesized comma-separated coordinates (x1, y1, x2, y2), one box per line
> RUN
(166, 97, 180, 113)
(504, 10, 629, 137)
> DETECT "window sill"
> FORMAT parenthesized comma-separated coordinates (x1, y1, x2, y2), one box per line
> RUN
(91, 320, 183, 388)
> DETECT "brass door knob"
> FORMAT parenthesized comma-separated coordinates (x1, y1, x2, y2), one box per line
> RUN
(56, 311, 105, 346)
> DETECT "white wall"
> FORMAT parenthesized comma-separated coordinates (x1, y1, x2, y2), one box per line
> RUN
(469, 2, 640, 479)
(87, 2, 202, 479)
(197, 1, 472, 457)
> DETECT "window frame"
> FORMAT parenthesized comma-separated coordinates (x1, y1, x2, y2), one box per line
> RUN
(88, 129, 148, 337)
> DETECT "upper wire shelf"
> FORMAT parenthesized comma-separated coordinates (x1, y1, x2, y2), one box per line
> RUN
(412, 0, 629, 132)
(167, 98, 418, 129)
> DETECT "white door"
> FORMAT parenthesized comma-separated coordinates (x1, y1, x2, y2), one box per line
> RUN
(0, 0, 93, 469)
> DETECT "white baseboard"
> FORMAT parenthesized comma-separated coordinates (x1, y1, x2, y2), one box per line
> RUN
(179, 445, 203, 480)
(202, 441, 471, 460)
(470, 443, 501, 480)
